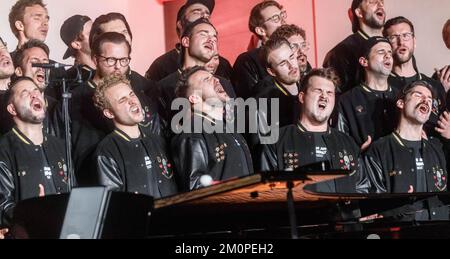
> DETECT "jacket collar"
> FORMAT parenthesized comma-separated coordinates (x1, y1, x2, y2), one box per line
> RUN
(357, 30, 370, 40)
(113, 127, 144, 142)
(273, 79, 299, 97)
(12, 127, 46, 146)
(390, 56, 422, 79)
(360, 83, 393, 93)
(193, 111, 219, 126)
(392, 132, 427, 149)
(297, 122, 331, 134)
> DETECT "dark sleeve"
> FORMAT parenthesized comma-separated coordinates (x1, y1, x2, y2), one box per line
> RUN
(257, 144, 278, 172)
(216, 56, 233, 80)
(323, 47, 351, 92)
(359, 147, 388, 194)
(171, 135, 210, 192)
(336, 98, 350, 135)
(0, 152, 16, 227)
(145, 60, 166, 82)
(94, 146, 124, 192)
(231, 54, 260, 99)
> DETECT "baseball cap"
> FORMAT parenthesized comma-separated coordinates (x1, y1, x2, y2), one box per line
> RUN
(361, 36, 391, 58)
(177, 0, 215, 22)
(60, 15, 91, 59)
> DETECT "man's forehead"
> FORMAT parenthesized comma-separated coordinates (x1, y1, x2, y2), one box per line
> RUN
(24, 4, 48, 14)
(24, 47, 48, 58)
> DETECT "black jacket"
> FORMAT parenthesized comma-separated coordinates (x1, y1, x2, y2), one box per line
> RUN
(323, 30, 369, 93)
(145, 44, 233, 82)
(232, 47, 269, 99)
(171, 113, 254, 192)
(359, 133, 449, 194)
(258, 123, 360, 193)
(389, 70, 448, 137)
(95, 129, 177, 199)
(337, 84, 399, 146)
(0, 128, 68, 226)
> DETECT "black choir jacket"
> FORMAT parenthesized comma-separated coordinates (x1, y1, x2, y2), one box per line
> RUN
(95, 129, 177, 199)
(171, 113, 254, 192)
(258, 123, 360, 193)
(323, 30, 370, 93)
(358, 133, 449, 194)
(337, 84, 399, 146)
(0, 128, 68, 226)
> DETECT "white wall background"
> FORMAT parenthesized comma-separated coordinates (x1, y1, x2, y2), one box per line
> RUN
(1, 0, 449, 76)
(0, 0, 165, 75)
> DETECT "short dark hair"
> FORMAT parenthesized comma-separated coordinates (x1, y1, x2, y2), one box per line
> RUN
(397, 80, 436, 102)
(383, 16, 415, 37)
(175, 66, 208, 98)
(261, 36, 291, 69)
(9, 0, 47, 38)
(443, 19, 450, 46)
(13, 39, 50, 68)
(4, 76, 37, 104)
(271, 24, 306, 40)
(249, 1, 283, 37)
(351, 0, 363, 33)
(300, 68, 341, 93)
(89, 12, 133, 48)
(91, 32, 131, 57)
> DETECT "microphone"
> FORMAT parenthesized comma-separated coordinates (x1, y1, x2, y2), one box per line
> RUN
(32, 62, 71, 69)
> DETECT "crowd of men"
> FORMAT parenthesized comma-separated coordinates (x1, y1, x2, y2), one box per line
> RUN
(1, 0, 450, 238)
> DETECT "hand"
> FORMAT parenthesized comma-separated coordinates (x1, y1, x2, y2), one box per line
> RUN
(361, 135, 372, 152)
(437, 66, 450, 93)
(38, 184, 45, 197)
(435, 111, 450, 139)
(0, 228, 8, 239)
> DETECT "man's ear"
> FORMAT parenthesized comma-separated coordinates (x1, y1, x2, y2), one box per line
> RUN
(188, 94, 201, 105)
(354, 7, 363, 20)
(6, 103, 17, 117)
(70, 40, 81, 51)
(15, 20, 24, 33)
(298, 91, 305, 104)
(103, 109, 114, 120)
(267, 67, 276, 78)
(181, 36, 190, 48)
(15, 67, 23, 77)
(396, 99, 404, 110)
(255, 26, 266, 39)
(359, 57, 368, 68)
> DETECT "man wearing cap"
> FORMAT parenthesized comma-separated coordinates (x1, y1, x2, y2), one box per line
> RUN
(358, 80, 450, 221)
(323, 0, 386, 93)
(60, 15, 95, 69)
(384, 17, 448, 137)
(337, 36, 398, 149)
(232, 0, 287, 99)
(0, 77, 69, 230)
(157, 18, 236, 123)
(145, 0, 233, 82)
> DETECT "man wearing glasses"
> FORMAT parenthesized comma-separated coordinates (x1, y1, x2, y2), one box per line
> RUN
(232, 0, 287, 99)
(323, 0, 386, 93)
(384, 16, 449, 138)
(65, 32, 164, 185)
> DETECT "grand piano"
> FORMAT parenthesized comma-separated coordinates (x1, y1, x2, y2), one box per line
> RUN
(149, 170, 450, 239)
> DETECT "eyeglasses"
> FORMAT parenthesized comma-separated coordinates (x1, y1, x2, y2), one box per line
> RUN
(262, 10, 287, 25)
(291, 42, 310, 52)
(98, 56, 131, 67)
(387, 32, 414, 43)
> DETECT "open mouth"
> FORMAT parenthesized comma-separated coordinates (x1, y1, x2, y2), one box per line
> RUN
(398, 47, 408, 55)
(130, 105, 141, 115)
(375, 9, 385, 19)
(31, 100, 43, 111)
(318, 102, 328, 110)
(35, 72, 45, 83)
(298, 54, 308, 64)
(204, 43, 214, 51)
(384, 60, 392, 68)
(417, 103, 430, 114)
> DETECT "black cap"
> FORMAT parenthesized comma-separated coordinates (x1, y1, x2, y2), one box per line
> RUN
(177, 0, 215, 22)
(60, 15, 91, 59)
(351, 0, 363, 33)
(361, 36, 391, 58)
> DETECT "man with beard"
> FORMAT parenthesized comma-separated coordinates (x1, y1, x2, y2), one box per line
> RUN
(171, 66, 253, 192)
(65, 32, 164, 185)
(258, 68, 360, 193)
(271, 24, 312, 80)
(358, 81, 450, 221)
(253, 36, 301, 130)
(337, 36, 397, 149)
(145, 0, 233, 82)
(232, 0, 287, 99)
(158, 18, 236, 123)
(0, 77, 68, 230)
(324, 0, 386, 93)
(0, 40, 56, 136)
(60, 15, 96, 90)
(384, 17, 448, 137)
(93, 75, 177, 199)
